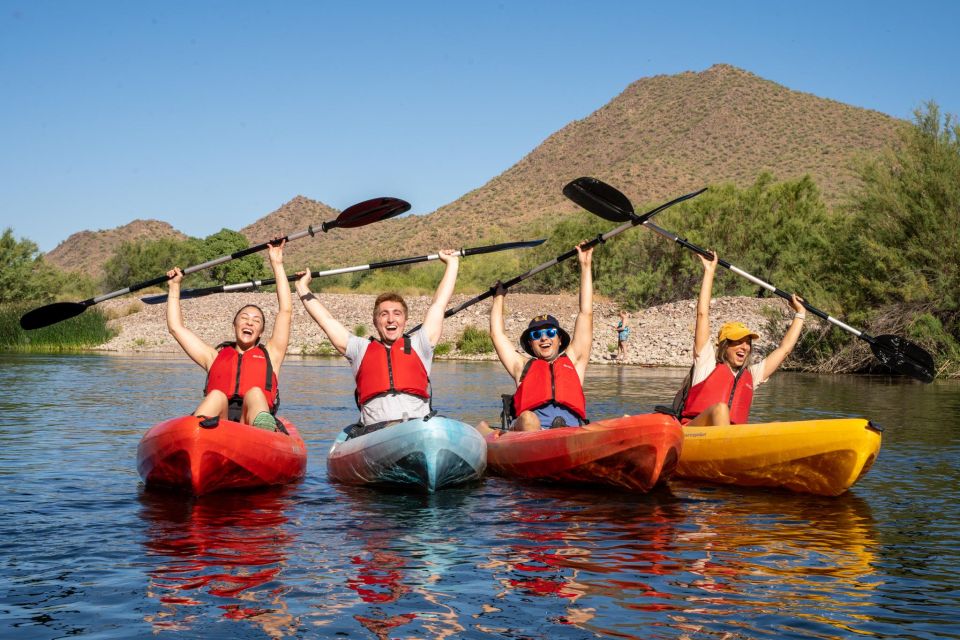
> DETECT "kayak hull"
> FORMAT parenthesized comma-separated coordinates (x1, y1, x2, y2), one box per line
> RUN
(327, 416, 487, 492)
(485, 413, 683, 492)
(137, 415, 307, 495)
(677, 418, 882, 496)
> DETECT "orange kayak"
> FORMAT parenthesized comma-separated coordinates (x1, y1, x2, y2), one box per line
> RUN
(485, 413, 683, 492)
(137, 415, 307, 495)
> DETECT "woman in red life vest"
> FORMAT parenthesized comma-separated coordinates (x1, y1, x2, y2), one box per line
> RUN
(476, 243, 594, 434)
(165, 239, 292, 431)
(680, 250, 806, 426)
(295, 249, 460, 431)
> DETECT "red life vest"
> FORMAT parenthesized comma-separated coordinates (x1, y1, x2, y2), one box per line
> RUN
(512, 355, 587, 420)
(355, 337, 430, 406)
(204, 343, 278, 409)
(681, 363, 754, 424)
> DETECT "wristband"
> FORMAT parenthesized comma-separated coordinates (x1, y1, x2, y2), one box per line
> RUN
(300, 292, 317, 302)
(794, 312, 806, 321)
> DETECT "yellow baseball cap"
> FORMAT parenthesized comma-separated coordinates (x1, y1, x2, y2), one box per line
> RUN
(716, 321, 759, 345)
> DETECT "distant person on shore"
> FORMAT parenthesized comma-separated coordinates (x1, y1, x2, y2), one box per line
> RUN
(165, 239, 291, 431)
(476, 243, 593, 435)
(295, 249, 460, 436)
(614, 310, 630, 361)
(673, 250, 806, 426)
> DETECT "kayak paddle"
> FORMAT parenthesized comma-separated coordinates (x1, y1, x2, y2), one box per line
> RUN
(19, 197, 411, 330)
(565, 177, 936, 383)
(138, 239, 547, 305)
(404, 180, 707, 336)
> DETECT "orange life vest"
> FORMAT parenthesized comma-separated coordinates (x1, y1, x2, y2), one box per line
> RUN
(355, 337, 430, 406)
(204, 343, 278, 409)
(681, 363, 754, 424)
(512, 355, 587, 420)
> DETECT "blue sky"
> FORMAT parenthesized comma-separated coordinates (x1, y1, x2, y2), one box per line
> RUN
(2, 1, 958, 252)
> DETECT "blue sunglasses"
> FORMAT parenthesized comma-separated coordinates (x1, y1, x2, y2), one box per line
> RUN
(528, 327, 558, 340)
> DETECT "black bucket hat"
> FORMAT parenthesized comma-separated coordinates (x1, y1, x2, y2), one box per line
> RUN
(521, 314, 571, 357)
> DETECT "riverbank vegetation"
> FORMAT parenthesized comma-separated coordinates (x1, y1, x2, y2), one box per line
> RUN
(3, 106, 958, 376)
(0, 303, 115, 351)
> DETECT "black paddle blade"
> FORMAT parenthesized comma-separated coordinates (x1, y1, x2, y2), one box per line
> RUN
(563, 177, 635, 222)
(19, 301, 88, 330)
(871, 334, 936, 383)
(331, 197, 411, 230)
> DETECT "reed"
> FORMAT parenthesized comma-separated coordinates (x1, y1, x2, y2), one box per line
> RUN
(0, 303, 115, 351)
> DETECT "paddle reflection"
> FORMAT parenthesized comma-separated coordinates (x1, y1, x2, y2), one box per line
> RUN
(138, 486, 298, 637)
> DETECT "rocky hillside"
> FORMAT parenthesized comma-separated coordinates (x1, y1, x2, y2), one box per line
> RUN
(43, 64, 905, 276)
(255, 64, 903, 272)
(44, 219, 188, 277)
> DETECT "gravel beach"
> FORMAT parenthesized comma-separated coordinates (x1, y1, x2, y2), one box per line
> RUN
(99, 291, 804, 368)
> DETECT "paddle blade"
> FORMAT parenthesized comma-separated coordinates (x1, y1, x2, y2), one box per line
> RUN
(331, 197, 411, 230)
(871, 334, 936, 383)
(19, 301, 88, 330)
(563, 177, 635, 222)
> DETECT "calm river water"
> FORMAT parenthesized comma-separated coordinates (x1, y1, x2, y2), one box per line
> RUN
(1, 353, 958, 639)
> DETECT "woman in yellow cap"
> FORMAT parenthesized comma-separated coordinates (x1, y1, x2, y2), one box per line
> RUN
(677, 251, 806, 426)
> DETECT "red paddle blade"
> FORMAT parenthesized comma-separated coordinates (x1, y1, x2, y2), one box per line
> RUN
(329, 197, 411, 230)
(563, 177, 635, 222)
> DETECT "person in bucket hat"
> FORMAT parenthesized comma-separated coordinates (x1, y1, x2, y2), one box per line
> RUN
(476, 243, 594, 434)
(673, 250, 806, 426)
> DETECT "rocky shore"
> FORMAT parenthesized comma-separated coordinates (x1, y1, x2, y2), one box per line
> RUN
(99, 291, 806, 368)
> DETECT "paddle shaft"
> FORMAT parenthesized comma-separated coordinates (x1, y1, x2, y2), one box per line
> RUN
(405, 188, 707, 336)
(642, 220, 873, 342)
(140, 240, 545, 304)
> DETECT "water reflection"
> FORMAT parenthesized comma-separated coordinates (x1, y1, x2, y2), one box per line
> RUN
(325, 485, 473, 639)
(138, 487, 299, 637)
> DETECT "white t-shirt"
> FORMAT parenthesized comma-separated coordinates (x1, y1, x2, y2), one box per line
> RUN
(345, 330, 434, 425)
(691, 343, 768, 388)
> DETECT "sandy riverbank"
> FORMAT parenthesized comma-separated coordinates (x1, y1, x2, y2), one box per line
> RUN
(98, 291, 804, 368)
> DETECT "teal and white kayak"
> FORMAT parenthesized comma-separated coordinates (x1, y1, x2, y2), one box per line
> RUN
(326, 416, 487, 492)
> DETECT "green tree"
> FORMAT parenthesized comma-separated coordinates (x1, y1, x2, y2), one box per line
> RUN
(102, 237, 204, 291)
(198, 229, 268, 285)
(842, 102, 960, 312)
(521, 174, 840, 310)
(0, 228, 61, 303)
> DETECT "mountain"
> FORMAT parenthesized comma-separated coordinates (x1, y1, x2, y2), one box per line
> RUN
(44, 219, 188, 277)
(247, 64, 904, 271)
(44, 64, 906, 276)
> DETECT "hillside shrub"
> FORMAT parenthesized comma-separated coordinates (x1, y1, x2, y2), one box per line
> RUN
(457, 326, 494, 354)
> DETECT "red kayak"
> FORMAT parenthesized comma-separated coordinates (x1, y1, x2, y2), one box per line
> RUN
(137, 415, 307, 495)
(485, 413, 683, 492)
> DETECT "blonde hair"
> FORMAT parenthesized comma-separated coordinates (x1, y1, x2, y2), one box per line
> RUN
(715, 338, 754, 369)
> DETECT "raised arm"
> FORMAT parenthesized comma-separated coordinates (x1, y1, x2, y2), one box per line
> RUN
(566, 243, 594, 377)
(761, 294, 806, 380)
(295, 270, 351, 355)
(264, 239, 292, 367)
(420, 249, 460, 346)
(166, 267, 217, 370)
(489, 283, 526, 381)
(693, 251, 719, 357)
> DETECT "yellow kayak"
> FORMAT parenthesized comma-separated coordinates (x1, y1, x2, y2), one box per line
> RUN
(676, 418, 882, 496)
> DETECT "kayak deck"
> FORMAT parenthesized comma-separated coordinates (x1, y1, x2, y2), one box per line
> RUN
(137, 415, 307, 495)
(485, 413, 683, 492)
(327, 416, 486, 492)
(676, 418, 882, 496)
